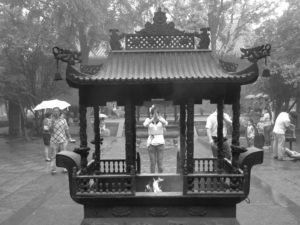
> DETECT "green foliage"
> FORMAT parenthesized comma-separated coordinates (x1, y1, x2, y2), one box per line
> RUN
(249, 1, 300, 114)
(0, 1, 68, 108)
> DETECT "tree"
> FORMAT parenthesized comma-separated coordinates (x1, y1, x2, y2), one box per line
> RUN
(52, 0, 157, 62)
(0, 1, 69, 137)
(161, 0, 279, 56)
(249, 0, 300, 119)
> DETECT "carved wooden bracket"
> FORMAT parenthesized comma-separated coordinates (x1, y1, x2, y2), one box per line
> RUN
(240, 44, 271, 63)
(52, 46, 81, 65)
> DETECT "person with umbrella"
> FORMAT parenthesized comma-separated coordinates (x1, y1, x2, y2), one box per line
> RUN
(42, 112, 52, 162)
(49, 107, 73, 174)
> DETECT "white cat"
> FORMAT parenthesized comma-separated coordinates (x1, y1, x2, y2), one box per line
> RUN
(152, 177, 164, 193)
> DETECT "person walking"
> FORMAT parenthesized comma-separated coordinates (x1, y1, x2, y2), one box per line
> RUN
(246, 119, 255, 147)
(49, 107, 73, 174)
(272, 111, 297, 160)
(261, 107, 272, 147)
(206, 110, 232, 160)
(42, 112, 52, 162)
(143, 105, 168, 173)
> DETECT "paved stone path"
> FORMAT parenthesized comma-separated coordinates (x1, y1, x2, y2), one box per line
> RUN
(0, 123, 300, 225)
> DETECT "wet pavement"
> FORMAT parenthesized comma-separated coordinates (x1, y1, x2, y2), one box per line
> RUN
(0, 122, 300, 225)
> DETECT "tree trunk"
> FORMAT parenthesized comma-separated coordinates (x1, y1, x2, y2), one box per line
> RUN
(78, 22, 90, 64)
(19, 105, 29, 141)
(8, 100, 21, 136)
(297, 98, 300, 129)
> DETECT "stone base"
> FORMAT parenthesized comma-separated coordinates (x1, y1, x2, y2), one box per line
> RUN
(81, 217, 240, 225)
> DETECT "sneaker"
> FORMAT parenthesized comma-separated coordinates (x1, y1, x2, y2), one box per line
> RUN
(62, 168, 68, 173)
(45, 158, 51, 162)
(51, 170, 57, 175)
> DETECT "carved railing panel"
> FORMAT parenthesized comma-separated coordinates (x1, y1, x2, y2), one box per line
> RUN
(99, 160, 127, 174)
(185, 173, 245, 194)
(193, 158, 217, 173)
(125, 34, 195, 50)
(75, 174, 135, 195)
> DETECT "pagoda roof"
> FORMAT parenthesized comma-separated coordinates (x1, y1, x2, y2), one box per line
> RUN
(66, 50, 258, 87)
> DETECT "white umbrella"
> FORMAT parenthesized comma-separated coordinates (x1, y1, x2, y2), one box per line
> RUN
(262, 94, 269, 98)
(245, 94, 256, 99)
(33, 99, 71, 111)
(255, 93, 264, 98)
(99, 113, 108, 118)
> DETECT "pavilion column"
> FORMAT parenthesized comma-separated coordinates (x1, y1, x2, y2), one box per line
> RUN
(136, 106, 140, 122)
(79, 104, 88, 147)
(217, 99, 224, 171)
(179, 103, 186, 173)
(74, 103, 90, 170)
(174, 105, 178, 122)
(93, 106, 101, 170)
(125, 100, 136, 173)
(186, 98, 194, 174)
(232, 87, 241, 146)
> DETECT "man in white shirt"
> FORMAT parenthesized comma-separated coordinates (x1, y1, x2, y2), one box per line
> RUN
(206, 110, 232, 160)
(272, 111, 297, 160)
(143, 105, 168, 173)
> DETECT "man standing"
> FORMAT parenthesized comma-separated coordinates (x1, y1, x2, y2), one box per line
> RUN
(206, 110, 232, 160)
(50, 107, 72, 174)
(272, 111, 297, 160)
(143, 105, 168, 173)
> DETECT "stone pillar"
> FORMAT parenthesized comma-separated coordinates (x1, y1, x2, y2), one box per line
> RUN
(186, 98, 194, 174)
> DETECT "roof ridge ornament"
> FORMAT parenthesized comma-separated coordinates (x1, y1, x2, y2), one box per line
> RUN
(109, 8, 211, 50)
(135, 8, 184, 35)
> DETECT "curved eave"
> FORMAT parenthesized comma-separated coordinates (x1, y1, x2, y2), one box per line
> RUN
(66, 63, 258, 89)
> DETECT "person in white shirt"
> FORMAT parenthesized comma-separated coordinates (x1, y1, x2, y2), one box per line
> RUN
(272, 111, 297, 160)
(246, 119, 255, 147)
(260, 107, 272, 146)
(205, 110, 232, 160)
(143, 105, 168, 173)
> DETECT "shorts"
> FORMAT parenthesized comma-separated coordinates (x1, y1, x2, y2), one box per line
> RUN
(43, 133, 51, 146)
